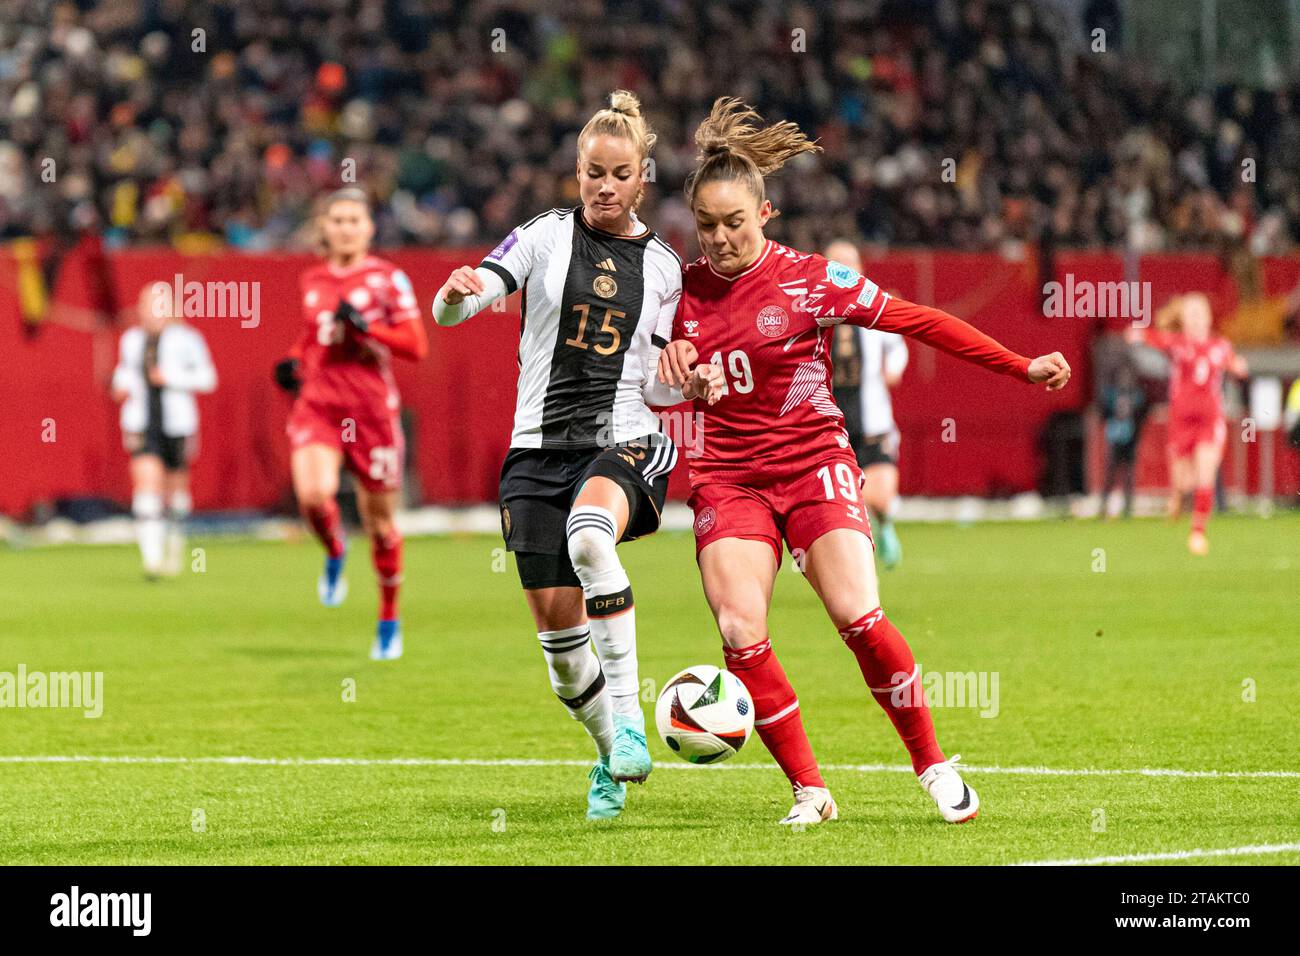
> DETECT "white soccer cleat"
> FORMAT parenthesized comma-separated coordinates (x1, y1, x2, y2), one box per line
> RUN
(317, 569, 348, 607)
(778, 785, 838, 825)
(163, 530, 185, 577)
(369, 619, 403, 661)
(919, 754, 979, 823)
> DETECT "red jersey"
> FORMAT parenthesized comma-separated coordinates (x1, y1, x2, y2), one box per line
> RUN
(675, 240, 1032, 485)
(1144, 330, 1236, 422)
(294, 255, 424, 414)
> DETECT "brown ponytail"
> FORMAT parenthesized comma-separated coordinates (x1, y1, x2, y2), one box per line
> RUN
(684, 97, 821, 214)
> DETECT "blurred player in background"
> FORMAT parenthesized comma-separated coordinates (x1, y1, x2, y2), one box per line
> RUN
(111, 284, 217, 579)
(433, 92, 722, 820)
(1127, 293, 1247, 554)
(274, 188, 428, 660)
(659, 98, 1070, 825)
(826, 239, 908, 568)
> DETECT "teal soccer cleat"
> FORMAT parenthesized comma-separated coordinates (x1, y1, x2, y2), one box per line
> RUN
(877, 520, 903, 570)
(586, 756, 626, 820)
(609, 711, 653, 783)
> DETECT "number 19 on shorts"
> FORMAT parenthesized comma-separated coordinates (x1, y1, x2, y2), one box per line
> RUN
(817, 462, 864, 523)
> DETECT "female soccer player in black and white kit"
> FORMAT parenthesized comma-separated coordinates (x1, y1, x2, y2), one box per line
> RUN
(433, 92, 723, 821)
(111, 284, 217, 578)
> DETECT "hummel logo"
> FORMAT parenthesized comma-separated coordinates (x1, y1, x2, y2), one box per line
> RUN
(595, 257, 617, 272)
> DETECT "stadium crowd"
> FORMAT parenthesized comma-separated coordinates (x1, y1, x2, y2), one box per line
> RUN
(1, 0, 1299, 256)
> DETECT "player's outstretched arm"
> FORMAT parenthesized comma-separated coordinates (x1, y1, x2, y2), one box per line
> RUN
(1026, 352, 1071, 391)
(432, 266, 507, 327)
(861, 297, 1053, 385)
(337, 300, 428, 361)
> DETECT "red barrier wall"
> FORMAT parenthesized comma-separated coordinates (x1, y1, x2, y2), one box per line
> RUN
(1, 245, 1295, 518)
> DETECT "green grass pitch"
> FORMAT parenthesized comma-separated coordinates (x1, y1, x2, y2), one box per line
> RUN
(0, 514, 1296, 865)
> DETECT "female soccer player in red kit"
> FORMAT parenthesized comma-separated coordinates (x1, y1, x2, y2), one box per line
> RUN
(659, 99, 1071, 825)
(275, 188, 428, 660)
(1127, 293, 1247, 555)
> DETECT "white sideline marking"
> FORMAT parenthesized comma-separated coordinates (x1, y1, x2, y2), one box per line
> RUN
(1013, 842, 1300, 866)
(0, 755, 1297, 778)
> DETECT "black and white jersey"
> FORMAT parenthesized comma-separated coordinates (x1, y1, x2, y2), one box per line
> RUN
(475, 207, 683, 450)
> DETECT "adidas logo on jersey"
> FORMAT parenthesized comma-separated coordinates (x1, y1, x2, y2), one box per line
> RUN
(594, 257, 617, 272)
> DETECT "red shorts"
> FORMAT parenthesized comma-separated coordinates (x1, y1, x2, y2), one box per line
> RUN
(1167, 414, 1225, 459)
(688, 454, 871, 565)
(287, 399, 404, 492)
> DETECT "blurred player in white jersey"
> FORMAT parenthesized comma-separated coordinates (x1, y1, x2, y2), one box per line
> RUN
(111, 284, 217, 578)
(826, 240, 907, 569)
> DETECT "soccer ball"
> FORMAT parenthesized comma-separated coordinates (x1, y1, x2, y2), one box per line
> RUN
(654, 665, 754, 764)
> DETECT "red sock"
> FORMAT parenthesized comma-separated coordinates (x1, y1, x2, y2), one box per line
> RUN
(1191, 487, 1213, 534)
(839, 609, 945, 774)
(372, 531, 402, 620)
(724, 639, 825, 789)
(304, 500, 345, 559)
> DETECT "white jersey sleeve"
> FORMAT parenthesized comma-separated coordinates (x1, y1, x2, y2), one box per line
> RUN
(640, 266, 684, 406)
(431, 267, 508, 327)
(882, 331, 908, 379)
(432, 212, 554, 326)
(167, 326, 217, 394)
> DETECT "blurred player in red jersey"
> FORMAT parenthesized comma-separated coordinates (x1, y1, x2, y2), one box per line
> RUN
(1127, 293, 1247, 555)
(659, 99, 1071, 825)
(274, 188, 428, 660)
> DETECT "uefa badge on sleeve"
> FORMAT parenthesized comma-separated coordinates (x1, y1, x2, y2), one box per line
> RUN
(825, 260, 861, 288)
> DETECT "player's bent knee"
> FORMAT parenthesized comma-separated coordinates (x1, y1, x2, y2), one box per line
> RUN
(132, 491, 163, 520)
(567, 524, 615, 572)
(297, 488, 332, 512)
(715, 606, 767, 648)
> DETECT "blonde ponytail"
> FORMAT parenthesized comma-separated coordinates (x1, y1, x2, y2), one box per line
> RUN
(576, 90, 657, 210)
(578, 90, 657, 160)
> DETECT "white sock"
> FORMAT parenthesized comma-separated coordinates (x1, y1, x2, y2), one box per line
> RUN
(167, 490, 191, 574)
(132, 491, 165, 575)
(566, 506, 641, 720)
(538, 625, 614, 758)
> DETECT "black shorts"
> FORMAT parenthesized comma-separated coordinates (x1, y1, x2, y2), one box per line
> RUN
(854, 431, 899, 469)
(125, 430, 194, 472)
(834, 385, 863, 439)
(500, 432, 677, 589)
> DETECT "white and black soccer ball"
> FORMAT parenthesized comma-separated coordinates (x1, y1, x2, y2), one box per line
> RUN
(654, 665, 754, 764)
